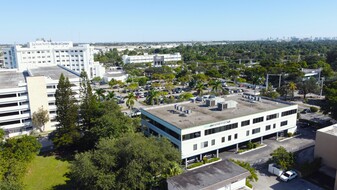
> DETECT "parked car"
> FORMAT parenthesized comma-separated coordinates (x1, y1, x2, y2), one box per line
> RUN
(279, 170, 298, 182)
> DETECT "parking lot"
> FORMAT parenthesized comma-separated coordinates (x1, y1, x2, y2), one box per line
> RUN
(252, 168, 323, 190)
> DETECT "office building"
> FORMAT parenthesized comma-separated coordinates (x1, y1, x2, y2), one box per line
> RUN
(2, 39, 105, 79)
(141, 94, 298, 163)
(0, 65, 80, 137)
(314, 125, 337, 190)
(122, 53, 181, 66)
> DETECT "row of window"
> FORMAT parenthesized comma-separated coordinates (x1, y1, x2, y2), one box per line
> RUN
(204, 123, 238, 136)
(56, 59, 84, 62)
(142, 115, 181, 140)
(55, 50, 83, 53)
(56, 55, 83, 57)
(282, 109, 297, 117)
(194, 133, 239, 150)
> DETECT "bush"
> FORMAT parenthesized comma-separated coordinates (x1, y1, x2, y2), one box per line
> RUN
(246, 180, 253, 188)
(187, 162, 203, 169)
(247, 141, 254, 149)
(202, 157, 208, 164)
(206, 157, 220, 163)
(287, 132, 293, 137)
(310, 106, 319, 112)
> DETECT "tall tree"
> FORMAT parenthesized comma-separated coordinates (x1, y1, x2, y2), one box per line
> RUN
(79, 71, 98, 131)
(31, 106, 49, 132)
(297, 77, 319, 99)
(52, 73, 80, 149)
(194, 82, 205, 96)
(146, 89, 161, 105)
(124, 93, 136, 109)
(288, 82, 297, 100)
(95, 88, 106, 101)
(69, 133, 181, 190)
(321, 80, 337, 120)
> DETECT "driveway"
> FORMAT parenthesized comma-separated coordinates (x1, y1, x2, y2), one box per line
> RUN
(252, 168, 323, 190)
(219, 127, 316, 166)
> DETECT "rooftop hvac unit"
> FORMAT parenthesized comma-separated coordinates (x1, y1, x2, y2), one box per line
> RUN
(206, 99, 216, 107)
(174, 104, 178, 109)
(185, 110, 192, 114)
(177, 105, 181, 111)
(180, 106, 184, 112)
(218, 102, 228, 111)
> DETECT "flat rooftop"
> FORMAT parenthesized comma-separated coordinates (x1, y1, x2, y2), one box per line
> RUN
(167, 159, 250, 190)
(0, 70, 27, 88)
(144, 95, 295, 129)
(28, 66, 79, 80)
(318, 124, 337, 136)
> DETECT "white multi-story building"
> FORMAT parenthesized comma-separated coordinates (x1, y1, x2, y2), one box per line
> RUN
(2, 39, 105, 79)
(0, 65, 80, 137)
(122, 53, 181, 66)
(141, 94, 298, 164)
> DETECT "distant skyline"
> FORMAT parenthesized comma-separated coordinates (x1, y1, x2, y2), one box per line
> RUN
(1, 0, 337, 44)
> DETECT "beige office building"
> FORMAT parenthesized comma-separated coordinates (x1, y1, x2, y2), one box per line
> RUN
(314, 124, 337, 190)
(0, 65, 80, 137)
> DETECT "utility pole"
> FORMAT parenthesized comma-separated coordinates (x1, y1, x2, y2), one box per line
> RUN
(320, 77, 324, 98)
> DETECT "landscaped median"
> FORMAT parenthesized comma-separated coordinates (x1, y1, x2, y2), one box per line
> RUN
(187, 157, 222, 170)
(237, 142, 266, 155)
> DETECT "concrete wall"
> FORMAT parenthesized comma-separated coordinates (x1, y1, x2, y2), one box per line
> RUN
(314, 129, 337, 169)
(26, 76, 51, 131)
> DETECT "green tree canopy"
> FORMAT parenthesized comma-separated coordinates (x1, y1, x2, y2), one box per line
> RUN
(69, 133, 181, 190)
(32, 106, 49, 132)
(270, 146, 294, 170)
(52, 73, 80, 150)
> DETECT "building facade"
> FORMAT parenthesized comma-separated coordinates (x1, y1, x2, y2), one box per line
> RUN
(314, 125, 337, 190)
(0, 66, 80, 137)
(141, 95, 298, 163)
(122, 53, 181, 65)
(2, 39, 105, 79)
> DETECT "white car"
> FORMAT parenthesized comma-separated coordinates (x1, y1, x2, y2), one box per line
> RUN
(279, 170, 298, 182)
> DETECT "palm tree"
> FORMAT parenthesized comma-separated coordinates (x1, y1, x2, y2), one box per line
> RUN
(194, 82, 205, 96)
(210, 80, 225, 95)
(105, 91, 115, 101)
(288, 82, 297, 101)
(124, 92, 136, 109)
(95, 88, 106, 101)
(146, 89, 160, 105)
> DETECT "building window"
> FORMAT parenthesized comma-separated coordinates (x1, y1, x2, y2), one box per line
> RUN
(211, 139, 215, 146)
(281, 109, 297, 117)
(221, 137, 225, 143)
(228, 135, 232, 141)
(253, 117, 264, 124)
(246, 130, 249, 136)
(183, 131, 201, 141)
(273, 124, 276, 128)
(266, 125, 271, 131)
(267, 113, 278, 120)
(204, 123, 238, 136)
(193, 144, 197, 151)
(241, 120, 250, 127)
(202, 141, 208, 148)
(234, 133, 238, 139)
(252, 128, 260, 134)
(281, 121, 288, 126)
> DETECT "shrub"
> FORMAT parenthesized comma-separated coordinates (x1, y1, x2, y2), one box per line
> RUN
(287, 132, 293, 137)
(187, 162, 203, 169)
(247, 141, 254, 149)
(310, 106, 319, 112)
(246, 180, 253, 188)
(202, 157, 208, 164)
(206, 157, 220, 163)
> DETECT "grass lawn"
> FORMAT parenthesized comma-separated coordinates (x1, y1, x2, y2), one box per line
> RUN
(23, 155, 70, 190)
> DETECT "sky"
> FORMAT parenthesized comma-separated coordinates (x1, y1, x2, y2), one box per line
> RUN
(1, 0, 337, 43)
